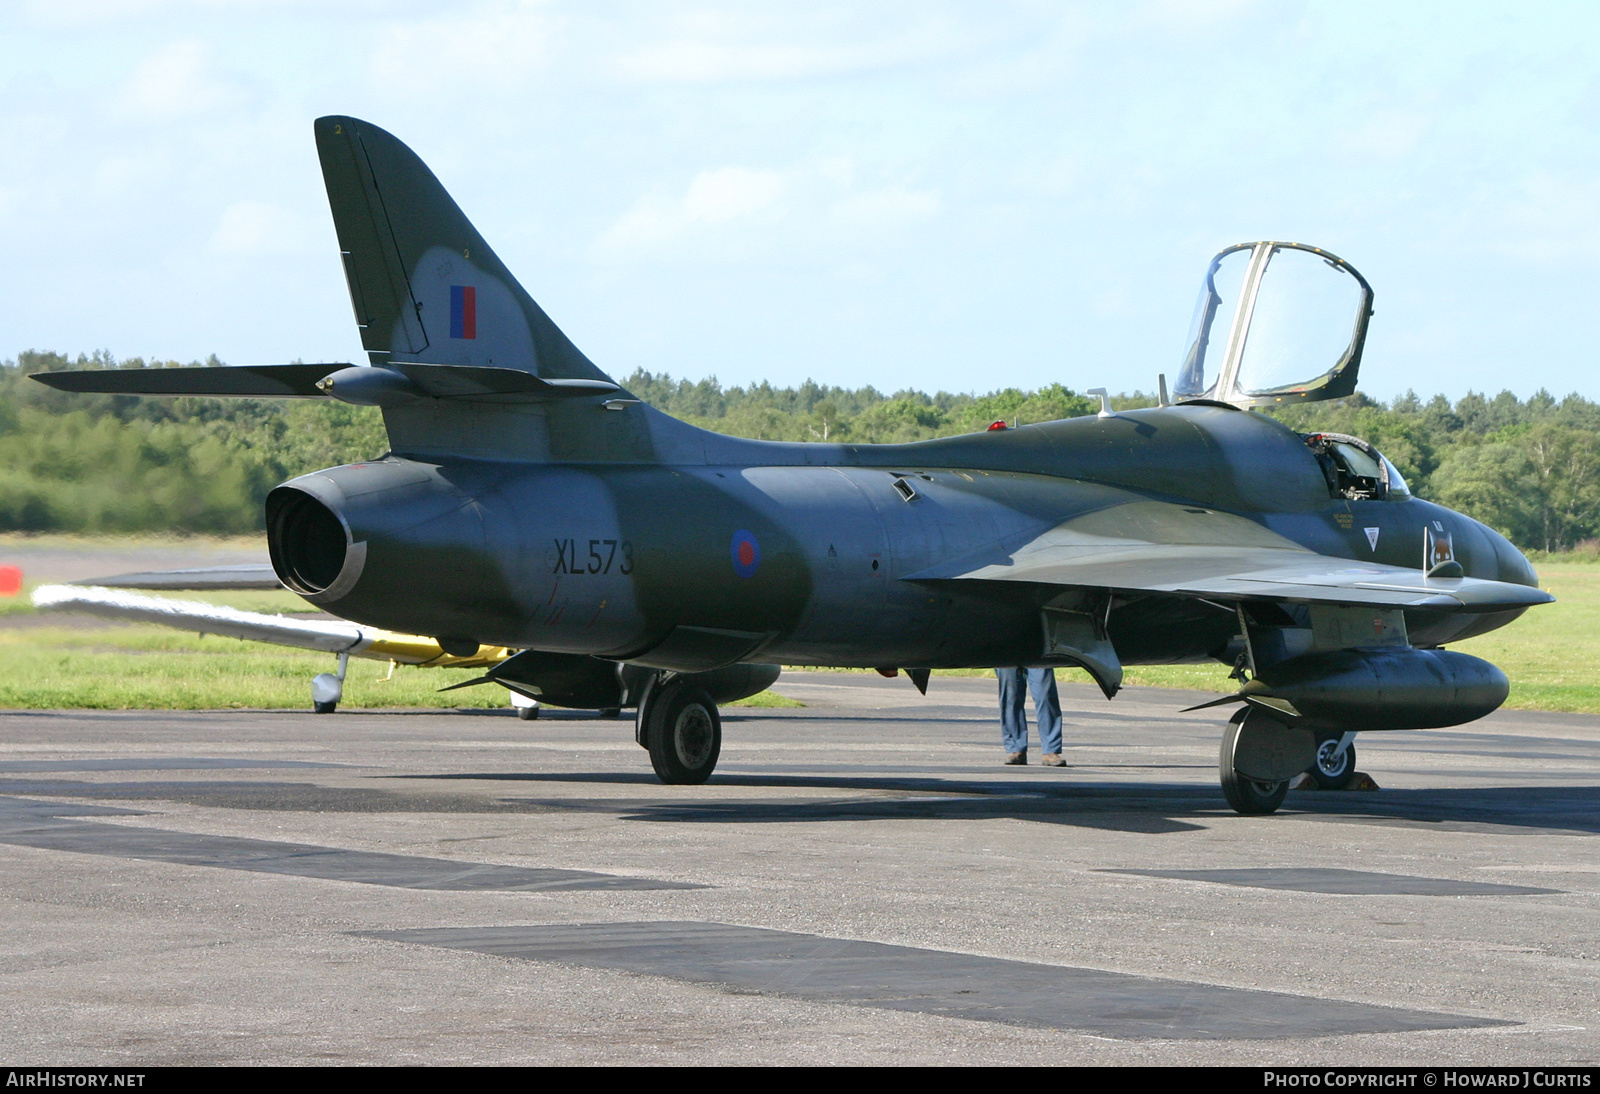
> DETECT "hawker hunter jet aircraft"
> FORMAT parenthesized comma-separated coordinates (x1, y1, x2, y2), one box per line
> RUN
(36, 116, 1554, 814)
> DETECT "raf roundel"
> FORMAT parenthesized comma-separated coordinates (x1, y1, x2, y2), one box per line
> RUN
(730, 530, 761, 579)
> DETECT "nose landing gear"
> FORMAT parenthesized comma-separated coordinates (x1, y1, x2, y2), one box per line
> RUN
(1309, 731, 1359, 790)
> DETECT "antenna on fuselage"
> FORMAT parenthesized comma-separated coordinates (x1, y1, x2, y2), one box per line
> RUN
(1158, 373, 1169, 407)
(1087, 388, 1114, 418)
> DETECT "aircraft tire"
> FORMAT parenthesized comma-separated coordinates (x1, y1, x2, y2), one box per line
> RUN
(1219, 710, 1289, 815)
(313, 700, 338, 714)
(1309, 734, 1357, 790)
(644, 681, 721, 785)
(516, 705, 540, 721)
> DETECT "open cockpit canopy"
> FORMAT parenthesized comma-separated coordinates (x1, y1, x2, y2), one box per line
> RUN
(1175, 242, 1373, 409)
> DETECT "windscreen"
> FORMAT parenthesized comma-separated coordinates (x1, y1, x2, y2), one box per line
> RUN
(1232, 247, 1365, 396)
(1174, 248, 1251, 401)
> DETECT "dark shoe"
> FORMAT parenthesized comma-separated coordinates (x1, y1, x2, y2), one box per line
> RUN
(1040, 753, 1066, 767)
(1004, 751, 1027, 765)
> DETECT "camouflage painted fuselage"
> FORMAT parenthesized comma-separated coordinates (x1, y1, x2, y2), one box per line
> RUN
(268, 398, 1537, 675)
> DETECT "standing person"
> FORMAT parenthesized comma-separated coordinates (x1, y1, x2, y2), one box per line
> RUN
(996, 667, 1064, 766)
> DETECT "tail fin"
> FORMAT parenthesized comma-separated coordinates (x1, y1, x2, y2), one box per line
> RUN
(315, 115, 609, 384)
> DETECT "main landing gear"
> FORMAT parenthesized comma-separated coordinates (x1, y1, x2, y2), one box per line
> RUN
(1219, 712, 1365, 812)
(1218, 706, 1333, 815)
(637, 676, 722, 784)
(1219, 709, 1291, 814)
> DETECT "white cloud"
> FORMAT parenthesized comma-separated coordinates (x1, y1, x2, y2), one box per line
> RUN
(831, 186, 939, 226)
(817, 157, 854, 185)
(1490, 172, 1600, 263)
(598, 160, 940, 254)
(18, 0, 382, 28)
(112, 39, 240, 121)
(370, 1, 555, 90)
(210, 200, 307, 255)
(1136, 0, 1259, 30)
(601, 166, 789, 249)
(17, 0, 175, 28)
(609, 7, 979, 84)
(618, 38, 883, 83)
(1336, 107, 1434, 161)
(682, 167, 788, 222)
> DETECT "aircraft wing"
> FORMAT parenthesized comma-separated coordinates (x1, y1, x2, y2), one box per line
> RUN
(31, 585, 511, 667)
(909, 504, 1553, 613)
(68, 565, 283, 591)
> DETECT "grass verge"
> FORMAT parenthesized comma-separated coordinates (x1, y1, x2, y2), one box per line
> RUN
(0, 561, 1591, 714)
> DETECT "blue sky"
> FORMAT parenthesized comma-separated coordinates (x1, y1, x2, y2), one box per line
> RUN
(3, 1, 1599, 402)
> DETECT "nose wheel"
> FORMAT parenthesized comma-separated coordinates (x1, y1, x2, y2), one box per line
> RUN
(1309, 732, 1359, 790)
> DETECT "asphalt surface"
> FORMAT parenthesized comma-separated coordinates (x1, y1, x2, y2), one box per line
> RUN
(1, 671, 1597, 1065)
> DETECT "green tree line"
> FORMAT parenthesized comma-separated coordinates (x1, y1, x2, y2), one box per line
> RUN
(3, 351, 1597, 552)
(0, 351, 386, 535)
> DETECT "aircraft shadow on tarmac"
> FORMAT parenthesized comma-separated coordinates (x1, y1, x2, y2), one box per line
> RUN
(402, 771, 1600, 837)
(5, 769, 1597, 836)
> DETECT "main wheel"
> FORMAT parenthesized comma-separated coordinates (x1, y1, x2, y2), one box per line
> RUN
(313, 700, 338, 714)
(1219, 709, 1289, 815)
(516, 704, 540, 721)
(644, 682, 721, 785)
(1310, 733, 1357, 790)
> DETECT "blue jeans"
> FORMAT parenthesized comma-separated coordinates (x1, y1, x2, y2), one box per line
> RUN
(996, 667, 1062, 754)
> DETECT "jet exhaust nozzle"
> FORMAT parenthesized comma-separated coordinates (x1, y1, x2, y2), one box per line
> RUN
(267, 487, 354, 597)
(266, 461, 492, 636)
(1241, 647, 1508, 732)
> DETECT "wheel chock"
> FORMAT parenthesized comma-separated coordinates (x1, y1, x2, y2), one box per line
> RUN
(1289, 771, 1382, 791)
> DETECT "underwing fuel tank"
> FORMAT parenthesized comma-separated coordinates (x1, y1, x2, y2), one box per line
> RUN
(480, 651, 781, 710)
(1237, 647, 1509, 733)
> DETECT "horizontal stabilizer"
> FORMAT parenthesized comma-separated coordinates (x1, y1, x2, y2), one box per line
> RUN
(32, 363, 619, 405)
(30, 364, 346, 398)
